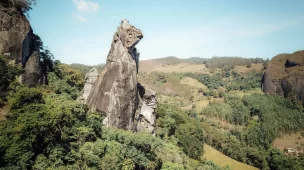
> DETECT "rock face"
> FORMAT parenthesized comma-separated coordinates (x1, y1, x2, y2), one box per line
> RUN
(0, 6, 45, 86)
(86, 19, 143, 130)
(78, 68, 98, 103)
(137, 83, 157, 134)
(1, 7, 31, 64)
(19, 51, 46, 87)
(262, 50, 304, 105)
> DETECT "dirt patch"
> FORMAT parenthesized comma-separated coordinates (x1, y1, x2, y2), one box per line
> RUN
(0, 105, 8, 121)
(233, 63, 264, 74)
(180, 77, 208, 90)
(139, 59, 208, 73)
(273, 132, 304, 156)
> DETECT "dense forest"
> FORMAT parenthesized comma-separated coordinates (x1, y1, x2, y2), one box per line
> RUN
(201, 93, 304, 169)
(0, 54, 231, 170)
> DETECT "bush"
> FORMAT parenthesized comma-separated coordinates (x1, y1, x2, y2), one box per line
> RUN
(0, 56, 22, 101)
(156, 103, 205, 160)
(176, 123, 204, 159)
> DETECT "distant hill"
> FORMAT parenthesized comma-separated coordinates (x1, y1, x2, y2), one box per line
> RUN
(69, 63, 105, 75)
(139, 56, 264, 73)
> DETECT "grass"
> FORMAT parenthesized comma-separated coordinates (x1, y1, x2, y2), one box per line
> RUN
(139, 59, 208, 73)
(203, 144, 258, 170)
(233, 63, 264, 74)
(228, 88, 264, 99)
(180, 77, 208, 90)
(196, 100, 210, 112)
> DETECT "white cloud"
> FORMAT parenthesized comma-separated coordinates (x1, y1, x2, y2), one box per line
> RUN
(74, 14, 88, 22)
(73, 0, 100, 12)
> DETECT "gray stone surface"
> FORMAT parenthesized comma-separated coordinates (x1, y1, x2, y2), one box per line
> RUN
(86, 19, 143, 130)
(0, 7, 45, 87)
(0, 7, 31, 63)
(78, 68, 98, 103)
(19, 51, 45, 87)
(136, 83, 157, 134)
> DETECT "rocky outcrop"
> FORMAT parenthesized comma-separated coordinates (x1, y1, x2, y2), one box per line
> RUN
(136, 83, 157, 135)
(262, 50, 304, 105)
(19, 51, 46, 87)
(0, 7, 31, 64)
(86, 19, 143, 130)
(78, 68, 98, 103)
(0, 6, 46, 86)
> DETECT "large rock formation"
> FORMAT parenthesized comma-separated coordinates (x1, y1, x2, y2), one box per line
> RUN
(19, 51, 46, 87)
(262, 50, 304, 105)
(136, 83, 157, 134)
(78, 68, 98, 103)
(0, 6, 46, 86)
(1, 7, 31, 64)
(86, 19, 143, 130)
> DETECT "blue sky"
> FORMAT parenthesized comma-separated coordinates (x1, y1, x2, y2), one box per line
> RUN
(28, 0, 304, 65)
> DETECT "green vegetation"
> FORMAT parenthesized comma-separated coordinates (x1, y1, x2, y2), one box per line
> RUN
(226, 71, 262, 91)
(184, 70, 261, 93)
(48, 60, 85, 100)
(0, 56, 22, 106)
(205, 57, 264, 70)
(140, 58, 303, 169)
(1, 47, 303, 170)
(0, 82, 229, 169)
(184, 73, 224, 90)
(203, 144, 258, 170)
(156, 103, 204, 160)
(201, 93, 304, 169)
(147, 56, 264, 69)
(69, 63, 105, 75)
(0, 52, 230, 169)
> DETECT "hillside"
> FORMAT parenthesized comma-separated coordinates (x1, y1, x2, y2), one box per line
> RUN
(139, 56, 264, 74)
(1, 1, 304, 170)
(138, 55, 304, 170)
(204, 144, 258, 170)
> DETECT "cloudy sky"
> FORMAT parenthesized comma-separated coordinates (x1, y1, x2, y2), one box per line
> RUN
(29, 0, 304, 65)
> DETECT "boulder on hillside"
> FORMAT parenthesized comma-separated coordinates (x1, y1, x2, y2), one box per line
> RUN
(262, 50, 304, 105)
(86, 19, 143, 130)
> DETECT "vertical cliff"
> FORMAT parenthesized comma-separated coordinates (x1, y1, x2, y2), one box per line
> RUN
(0, 5, 46, 86)
(86, 19, 143, 130)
